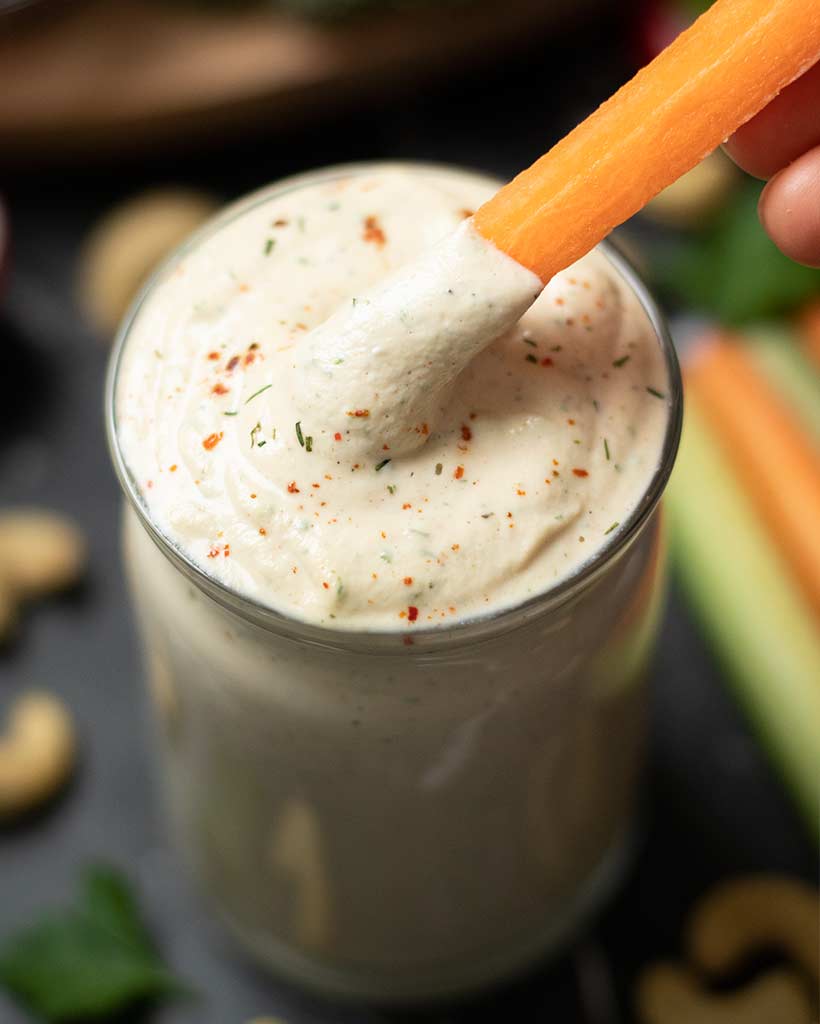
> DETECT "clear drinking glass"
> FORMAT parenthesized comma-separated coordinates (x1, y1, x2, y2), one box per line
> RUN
(106, 163, 682, 1003)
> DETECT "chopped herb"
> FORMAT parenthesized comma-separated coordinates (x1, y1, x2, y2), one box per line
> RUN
(223, 410, 239, 417)
(525, 353, 538, 364)
(612, 355, 631, 368)
(264, 238, 275, 256)
(604, 521, 620, 535)
(551, 344, 563, 352)
(604, 438, 611, 461)
(305, 436, 313, 453)
(333, 358, 344, 365)
(435, 463, 443, 476)
(387, 485, 396, 495)
(646, 387, 666, 399)
(523, 338, 537, 347)
(592, 399, 600, 411)
(245, 384, 273, 405)
(481, 512, 495, 519)
(352, 297, 358, 306)
(271, 427, 277, 440)
(375, 459, 391, 471)
(0, 865, 184, 1022)
(380, 552, 392, 563)
(250, 421, 262, 447)
(257, 440, 266, 448)
(336, 579, 344, 599)
(295, 421, 305, 447)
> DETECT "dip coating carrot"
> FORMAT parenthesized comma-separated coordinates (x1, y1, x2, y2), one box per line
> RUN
(688, 335, 820, 621)
(474, 0, 820, 281)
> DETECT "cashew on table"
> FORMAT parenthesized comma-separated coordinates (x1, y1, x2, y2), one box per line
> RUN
(637, 876, 819, 1024)
(0, 692, 76, 821)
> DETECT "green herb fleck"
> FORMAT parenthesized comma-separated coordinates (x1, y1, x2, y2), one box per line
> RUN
(245, 384, 272, 405)
(295, 421, 305, 447)
(604, 521, 620, 535)
(551, 344, 563, 352)
(375, 459, 391, 471)
(435, 463, 443, 476)
(0, 865, 184, 1022)
(612, 355, 630, 368)
(387, 485, 396, 495)
(250, 421, 262, 447)
(523, 338, 537, 347)
(264, 238, 275, 256)
(525, 353, 538, 364)
(604, 438, 611, 461)
(481, 512, 494, 519)
(305, 436, 313, 452)
(380, 552, 392, 563)
(223, 410, 239, 417)
(646, 387, 666, 399)
(333, 357, 344, 364)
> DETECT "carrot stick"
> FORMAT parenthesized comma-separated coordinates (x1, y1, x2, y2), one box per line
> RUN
(797, 300, 820, 372)
(745, 325, 820, 446)
(666, 392, 820, 834)
(687, 334, 820, 621)
(474, 0, 820, 281)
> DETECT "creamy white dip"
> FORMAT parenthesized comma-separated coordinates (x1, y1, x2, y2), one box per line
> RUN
(116, 165, 669, 630)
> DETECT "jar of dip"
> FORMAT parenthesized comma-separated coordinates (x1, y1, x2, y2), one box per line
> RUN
(107, 163, 681, 1002)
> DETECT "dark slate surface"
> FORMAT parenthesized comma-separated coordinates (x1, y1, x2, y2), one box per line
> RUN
(0, 8, 813, 1023)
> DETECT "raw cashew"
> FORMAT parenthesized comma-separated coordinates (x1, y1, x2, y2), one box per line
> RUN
(0, 510, 86, 600)
(78, 189, 218, 337)
(687, 876, 820, 984)
(636, 963, 813, 1024)
(0, 692, 76, 821)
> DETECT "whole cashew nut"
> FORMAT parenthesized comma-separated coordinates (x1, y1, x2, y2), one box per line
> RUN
(0, 692, 76, 822)
(686, 876, 819, 984)
(636, 963, 813, 1024)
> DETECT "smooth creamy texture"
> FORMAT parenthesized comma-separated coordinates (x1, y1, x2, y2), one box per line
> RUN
(117, 166, 669, 629)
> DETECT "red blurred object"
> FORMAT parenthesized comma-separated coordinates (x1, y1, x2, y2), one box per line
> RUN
(634, 0, 689, 65)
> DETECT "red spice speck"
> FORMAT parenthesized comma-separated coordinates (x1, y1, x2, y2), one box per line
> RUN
(259, 527, 267, 535)
(287, 481, 300, 493)
(207, 546, 219, 558)
(454, 465, 464, 480)
(541, 357, 554, 367)
(461, 424, 472, 442)
(567, 418, 576, 426)
(403, 577, 413, 586)
(451, 543, 460, 552)
(223, 544, 231, 557)
(347, 409, 370, 418)
(334, 432, 343, 441)
(516, 488, 526, 496)
(322, 582, 330, 589)
(573, 468, 589, 478)
(402, 502, 412, 510)
(212, 382, 229, 395)
(169, 464, 178, 472)
(203, 432, 223, 450)
(244, 352, 255, 366)
(273, 218, 288, 227)
(362, 215, 386, 247)
(407, 606, 419, 622)
(207, 351, 220, 361)
(312, 482, 321, 488)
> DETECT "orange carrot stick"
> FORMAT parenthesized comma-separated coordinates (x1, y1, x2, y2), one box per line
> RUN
(797, 300, 820, 372)
(474, 0, 820, 281)
(687, 335, 820, 621)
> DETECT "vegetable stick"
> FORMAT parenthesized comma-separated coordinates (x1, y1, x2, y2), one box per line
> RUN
(666, 393, 820, 835)
(745, 325, 820, 446)
(473, 0, 820, 282)
(797, 300, 820, 372)
(688, 335, 820, 621)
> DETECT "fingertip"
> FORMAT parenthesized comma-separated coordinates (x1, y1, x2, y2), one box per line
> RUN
(758, 147, 820, 268)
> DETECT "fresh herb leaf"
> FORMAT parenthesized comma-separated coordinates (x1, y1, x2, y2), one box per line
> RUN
(604, 438, 611, 461)
(245, 384, 273, 405)
(387, 485, 396, 495)
(305, 435, 313, 452)
(223, 410, 239, 417)
(0, 866, 184, 1022)
(523, 338, 537, 347)
(295, 421, 305, 447)
(653, 181, 820, 323)
(604, 521, 620, 535)
(525, 353, 538, 364)
(612, 355, 630, 368)
(264, 238, 275, 255)
(250, 421, 262, 447)
(434, 463, 443, 476)
(646, 387, 665, 399)
(375, 459, 391, 471)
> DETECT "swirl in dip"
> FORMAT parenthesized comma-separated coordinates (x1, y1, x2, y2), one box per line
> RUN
(115, 165, 669, 629)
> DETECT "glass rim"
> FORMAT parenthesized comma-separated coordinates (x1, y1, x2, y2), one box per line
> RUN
(105, 160, 683, 654)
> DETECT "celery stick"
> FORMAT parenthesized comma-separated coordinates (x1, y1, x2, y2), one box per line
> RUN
(745, 324, 820, 444)
(666, 395, 820, 836)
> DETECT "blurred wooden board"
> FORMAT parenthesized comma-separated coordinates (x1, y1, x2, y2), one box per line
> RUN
(0, 0, 605, 162)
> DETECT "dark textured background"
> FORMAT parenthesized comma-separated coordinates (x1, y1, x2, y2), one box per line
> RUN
(0, 8, 814, 1023)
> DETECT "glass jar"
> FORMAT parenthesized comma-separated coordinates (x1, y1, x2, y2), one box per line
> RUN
(107, 163, 682, 1003)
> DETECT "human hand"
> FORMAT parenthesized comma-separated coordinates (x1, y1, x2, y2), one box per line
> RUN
(725, 61, 820, 267)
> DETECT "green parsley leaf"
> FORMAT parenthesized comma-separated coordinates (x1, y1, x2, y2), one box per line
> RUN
(0, 866, 185, 1022)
